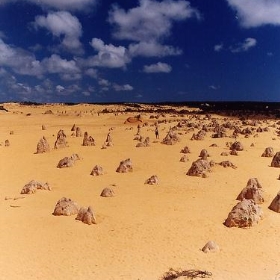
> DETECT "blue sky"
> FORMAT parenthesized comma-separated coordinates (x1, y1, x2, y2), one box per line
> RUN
(0, 0, 280, 103)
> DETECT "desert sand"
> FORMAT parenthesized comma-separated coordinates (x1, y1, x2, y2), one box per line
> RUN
(1, 102, 280, 280)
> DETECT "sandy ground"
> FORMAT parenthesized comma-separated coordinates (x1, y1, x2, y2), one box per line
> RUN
(0, 103, 280, 280)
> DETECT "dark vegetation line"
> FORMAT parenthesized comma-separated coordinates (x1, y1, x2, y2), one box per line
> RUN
(1, 101, 280, 117)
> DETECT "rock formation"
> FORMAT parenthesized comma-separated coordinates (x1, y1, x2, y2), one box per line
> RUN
(54, 129, 67, 149)
(102, 132, 113, 149)
(136, 137, 150, 147)
(75, 127, 82, 137)
(199, 149, 209, 160)
(76, 206, 96, 225)
(53, 197, 79, 216)
(116, 158, 133, 173)
(71, 124, 76, 131)
(230, 149, 238, 156)
(218, 161, 237, 169)
(271, 152, 280, 167)
(161, 129, 180, 145)
(224, 199, 263, 228)
(145, 175, 159, 185)
(4, 140, 10, 147)
(82, 132, 95, 146)
(237, 178, 264, 204)
(36, 136, 50, 153)
(100, 188, 115, 197)
(21, 180, 51, 194)
(186, 159, 211, 177)
(230, 141, 244, 151)
(90, 165, 104, 176)
(268, 191, 280, 213)
(191, 129, 206, 140)
(180, 146, 191, 154)
(201, 241, 219, 253)
(261, 147, 274, 157)
(57, 154, 80, 168)
(180, 155, 189, 162)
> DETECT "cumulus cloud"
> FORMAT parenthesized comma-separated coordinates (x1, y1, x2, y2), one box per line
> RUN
(56, 85, 65, 92)
(230, 38, 257, 53)
(109, 0, 200, 42)
(143, 62, 172, 73)
(85, 68, 98, 78)
(98, 78, 110, 87)
(128, 41, 182, 57)
(108, 0, 199, 60)
(0, 0, 97, 11)
(113, 83, 133, 91)
(0, 39, 43, 76)
(41, 54, 80, 75)
(88, 38, 130, 68)
(227, 0, 280, 27)
(34, 11, 83, 54)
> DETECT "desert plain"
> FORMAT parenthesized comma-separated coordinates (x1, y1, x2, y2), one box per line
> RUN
(0, 102, 280, 280)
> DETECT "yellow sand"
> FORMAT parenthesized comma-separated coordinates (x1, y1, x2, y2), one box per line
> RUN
(1, 103, 280, 280)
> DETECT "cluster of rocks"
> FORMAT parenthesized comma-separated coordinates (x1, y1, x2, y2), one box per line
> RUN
(57, 154, 81, 168)
(224, 177, 280, 228)
(71, 124, 82, 137)
(161, 129, 180, 145)
(53, 197, 96, 225)
(191, 129, 206, 140)
(21, 180, 51, 194)
(136, 137, 150, 148)
(187, 158, 211, 178)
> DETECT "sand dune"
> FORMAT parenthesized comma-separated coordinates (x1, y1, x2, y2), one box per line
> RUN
(1, 103, 280, 280)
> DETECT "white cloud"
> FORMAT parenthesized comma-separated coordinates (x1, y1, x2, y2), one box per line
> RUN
(98, 79, 110, 87)
(0, 39, 43, 76)
(227, 0, 280, 27)
(0, 0, 97, 11)
(108, 0, 199, 60)
(85, 68, 98, 78)
(230, 38, 257, 53)
(113, 83, 133, 91)
(89, 38, 130, 68)
(61, 73, 82, 81)
(56, 85, 65, 92)
(41, 54, 80, 74)
(214, 44, 223, 52)
(143, 62, 172, 73)
(109, 0, 200, 42)
(128, 41, 182, 57)
(34, 11, 83, 54)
